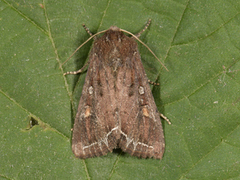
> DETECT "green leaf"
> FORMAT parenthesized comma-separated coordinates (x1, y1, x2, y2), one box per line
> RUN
(1, 0, 240, 179)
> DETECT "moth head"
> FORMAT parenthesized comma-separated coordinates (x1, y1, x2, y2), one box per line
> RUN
(109, 26, 120, 31)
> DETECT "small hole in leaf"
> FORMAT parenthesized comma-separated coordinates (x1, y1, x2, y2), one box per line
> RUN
(30, 117, 38, 127)
(26, 117, 39, 130)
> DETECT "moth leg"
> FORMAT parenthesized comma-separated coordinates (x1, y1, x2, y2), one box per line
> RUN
(82, 24, 93, 36)
(64, 61, 90, 75)
(146, 79, 171, 124)
(135, 19, 151, 38)
(148, 79, 159, 86)
(160, 113, 171, 124)
(82, 24, 99, 40)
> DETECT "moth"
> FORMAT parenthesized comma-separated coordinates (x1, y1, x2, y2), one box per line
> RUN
(64, 20, 170, 159)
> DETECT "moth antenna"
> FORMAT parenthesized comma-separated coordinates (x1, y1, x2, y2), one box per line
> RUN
(62, 29, 108, 66)
(120, 28, 168, 71)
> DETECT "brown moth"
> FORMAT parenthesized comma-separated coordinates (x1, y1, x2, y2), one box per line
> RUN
(64, 20, 169, 159)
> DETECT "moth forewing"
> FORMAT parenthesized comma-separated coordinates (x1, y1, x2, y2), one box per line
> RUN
(65, 20, 168, 159)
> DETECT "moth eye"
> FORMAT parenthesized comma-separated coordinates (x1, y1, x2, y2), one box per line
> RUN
(88, 86, 94, 95)
(138, 86, 145, 95)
